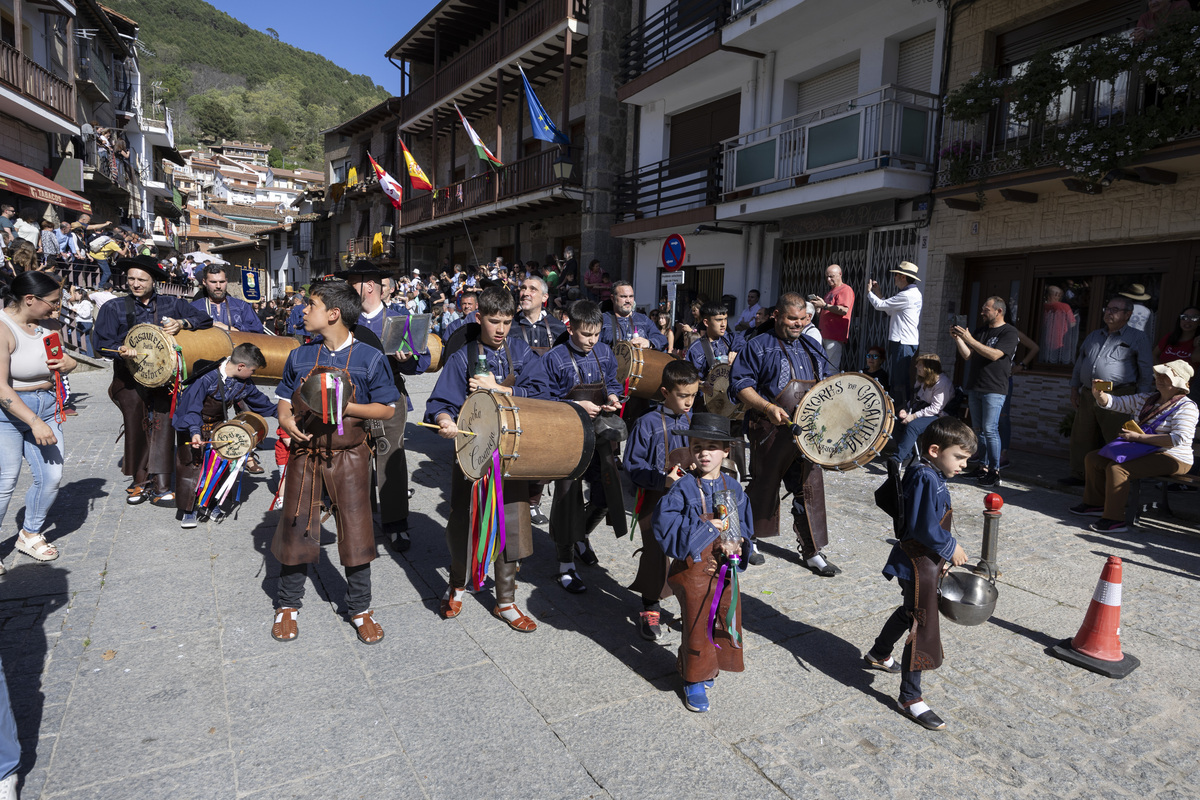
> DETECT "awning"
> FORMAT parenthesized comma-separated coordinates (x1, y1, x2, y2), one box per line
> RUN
(0, 158, 92, 214)
(157, 145, 187, 167)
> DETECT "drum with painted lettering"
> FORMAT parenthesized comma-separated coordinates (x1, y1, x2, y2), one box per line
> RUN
(209, 412, 269, 460)
(123, 324, 297, 387)
(791, 372, 894, 471)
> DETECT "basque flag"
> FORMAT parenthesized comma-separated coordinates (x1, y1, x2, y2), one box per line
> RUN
(519, 65, 569, 145)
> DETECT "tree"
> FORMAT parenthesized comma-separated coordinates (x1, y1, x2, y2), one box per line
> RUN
(190, 94, 240, 141)
(265, 27, 279, 40)
(268, 147, 284, 168)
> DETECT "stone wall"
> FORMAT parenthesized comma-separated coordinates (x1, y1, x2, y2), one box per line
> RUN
(0, 114, 50, 175)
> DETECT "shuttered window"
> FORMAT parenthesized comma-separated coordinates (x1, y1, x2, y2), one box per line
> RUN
(896, 30, 935, 92)
(996, 0, 1142, 66)
(795, 61, 859, 119)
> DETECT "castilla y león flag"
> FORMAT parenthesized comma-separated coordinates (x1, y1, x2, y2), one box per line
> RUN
(399, 139, 433, 191)
(367, 153, 404, 209)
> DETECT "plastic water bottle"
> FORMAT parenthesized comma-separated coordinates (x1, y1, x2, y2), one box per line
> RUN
(473, 351, 489, 377)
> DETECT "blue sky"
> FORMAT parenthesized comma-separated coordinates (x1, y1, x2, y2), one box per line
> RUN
(206, 0, 441, 94)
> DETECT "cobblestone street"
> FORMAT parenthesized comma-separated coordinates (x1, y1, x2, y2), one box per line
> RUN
(0, 366, 1196, 799)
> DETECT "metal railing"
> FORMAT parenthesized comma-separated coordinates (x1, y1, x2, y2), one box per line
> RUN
(399, 0, 587, 122)
(936, 70, 1200, 187)
(399, 146, 581, 227)
(720, 85, 938, 198)
(0, 41, 74, 121)
(619, 0, 729, 85)
(730, 0, 770, 18)
(82, 134, 136, 192)
(614, 144, 723, 221)
(77, 55, 111, 100)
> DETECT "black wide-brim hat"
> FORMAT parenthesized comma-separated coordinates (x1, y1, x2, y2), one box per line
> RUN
(672, 412, 740, 443)
(114, 254, 169, 282)
(343, 260, 389, 283)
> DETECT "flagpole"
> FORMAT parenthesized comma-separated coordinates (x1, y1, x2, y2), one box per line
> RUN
(461, 219, 481, 271)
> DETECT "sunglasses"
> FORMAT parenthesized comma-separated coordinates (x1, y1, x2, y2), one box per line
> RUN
(1180, 315, 1200, 322)
(866, 354, 882, 359)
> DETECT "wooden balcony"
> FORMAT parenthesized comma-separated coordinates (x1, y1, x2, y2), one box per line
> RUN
(0, 41, 74, 122)
(399, 146, 581, 228)
(398, 0, 587, 123)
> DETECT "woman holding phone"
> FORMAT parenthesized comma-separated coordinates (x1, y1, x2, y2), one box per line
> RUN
(0, 271, 76, 568)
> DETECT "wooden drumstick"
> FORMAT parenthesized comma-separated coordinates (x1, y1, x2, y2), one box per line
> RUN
(415, 421, 477, 436)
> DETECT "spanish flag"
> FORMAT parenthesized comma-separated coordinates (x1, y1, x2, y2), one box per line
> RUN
(399, 139, 433, 191)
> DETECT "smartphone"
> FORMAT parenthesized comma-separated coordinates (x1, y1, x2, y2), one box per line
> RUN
(42, 331, 63, 361)
(1093, 379, 1113, 392)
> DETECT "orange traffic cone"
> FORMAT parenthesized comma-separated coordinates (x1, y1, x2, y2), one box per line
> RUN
(1048, 555, 1140, 678)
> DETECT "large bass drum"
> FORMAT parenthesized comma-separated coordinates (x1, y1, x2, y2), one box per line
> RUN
(455, 391, 595, 481)
(614, 342, 677, 400)
(123, 324, 297, 387)
(791, 372, 894, 471)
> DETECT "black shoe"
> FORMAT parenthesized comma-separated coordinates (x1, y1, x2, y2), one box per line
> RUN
(1069, 503, 1104, 517)
(384, 520, 410, 552)
(802, 554, 840, 577)
(977, 470, 1001, 487)
(638, 608, 663, 641)
(745, 539, 765, 566)
(558, 569, 587, 593)
(962, 466, 987, 480)
(900, 701, 946, 730)
(863, 652, 901, 674)
(529, 502, 549, 525)
(1058, 476, 1086, 487)
(576, 539, 599, 566)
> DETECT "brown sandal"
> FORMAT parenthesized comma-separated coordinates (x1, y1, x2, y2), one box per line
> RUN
(440, 590, 463, 619)
(351, 609, 384, 645)
(272, 607, 299, 642)
(493, 603, 537, 633)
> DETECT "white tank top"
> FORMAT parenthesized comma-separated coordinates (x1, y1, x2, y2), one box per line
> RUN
(0, 310, 51, 390)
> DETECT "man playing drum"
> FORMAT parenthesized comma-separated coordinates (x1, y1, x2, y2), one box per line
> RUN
(517, 300, 623, 593)
(95, 255, 213, 506)
(192, 264, 265, 333)
(511, 276, 567, 525)
(426, 286, 540, 631)
(600, 281, 668, 352)
(730, 292, 839, 576)
(345, 262, 430, 552)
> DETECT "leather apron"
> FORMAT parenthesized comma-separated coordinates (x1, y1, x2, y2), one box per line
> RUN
(109, 358, 175, 489)
(271, 369, 376, 568)
(174, 393, 228, 513)
(550, 351, 610, 548)
(898, 508, 951, 672)
(668, 526, 744, 682)
(744, 340, 827, 551)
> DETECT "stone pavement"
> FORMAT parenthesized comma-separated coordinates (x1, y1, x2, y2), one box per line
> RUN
(1, 366, 1197, 799)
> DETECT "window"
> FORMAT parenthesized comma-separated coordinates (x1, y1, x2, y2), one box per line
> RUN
(273, 233, 281, 251)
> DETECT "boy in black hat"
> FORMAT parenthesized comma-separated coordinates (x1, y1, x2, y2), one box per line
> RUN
(95, 255, 212, 505)
(653, 413, 753, 713)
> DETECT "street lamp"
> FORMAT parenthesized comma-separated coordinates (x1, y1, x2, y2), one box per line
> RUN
(380, 224, 393, 237)
(552, 148, 573, 184)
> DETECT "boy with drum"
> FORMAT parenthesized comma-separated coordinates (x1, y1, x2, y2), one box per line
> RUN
(653, 413, 753, 713)
(171, 343, 275, 528)
(516, 300, 622, 594)
(426, 286, 540, 631)
(624, 360, 699, 640)
(270, 279, 400, 646)
(687, 301, 750, 483)
(863, 416, 972, 730)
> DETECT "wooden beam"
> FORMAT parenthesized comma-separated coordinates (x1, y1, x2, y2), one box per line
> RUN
(1062, 178, 1102, 195)
(943, 197, 981, 212)
(999, 188, 1037, 204)
(1129, 166, 1177, 186)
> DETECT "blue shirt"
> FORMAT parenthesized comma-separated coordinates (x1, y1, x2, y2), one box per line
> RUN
(191, 296, 265, 333)
(730, 331, 832, 400)
(624, 407, 691, 492)
(355, 305, 432, 373)
(653, 475, 752, 561)
(601, 311, 668, 351)
(1069, 324, 1153, 392)
(95, 293, 213, 354)
(510, 310, 566, 350)
(443, 310, 478, 340)
(286, 304, 306, 335)
(55, 230, 79, 257)
(515, 341, 622, 401)
(686, 332, 742, 378)
(276, 336, 401, 407)
(171, 360, 276, 435)
(425, 337, 538, 424)
(883, 460, 958, 583)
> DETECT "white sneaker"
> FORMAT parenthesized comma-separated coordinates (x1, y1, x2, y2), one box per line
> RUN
(0, 772, 18, 800)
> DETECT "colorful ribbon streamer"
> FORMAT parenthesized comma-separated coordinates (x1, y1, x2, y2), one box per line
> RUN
(52, 372, 67, 423)
(706, 553, 742, 651)
(168, 345, 187, 417)
(627, 487, 645, 540)
(466, 449, 507, 591)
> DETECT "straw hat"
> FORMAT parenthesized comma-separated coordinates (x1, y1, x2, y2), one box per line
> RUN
(1119, 283, 1151, 302)
(890, 261, 920, 282)
(1153, 359, 1193, 390)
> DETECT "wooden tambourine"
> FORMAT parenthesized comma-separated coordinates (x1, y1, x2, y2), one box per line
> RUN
(791, 372, 895, 471)
(210, 412, 269, 460)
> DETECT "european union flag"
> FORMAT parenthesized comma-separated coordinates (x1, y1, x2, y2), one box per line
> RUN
(519, 65, 569, 145)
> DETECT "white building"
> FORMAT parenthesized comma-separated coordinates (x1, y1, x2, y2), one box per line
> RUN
(613, 0, 943, 366)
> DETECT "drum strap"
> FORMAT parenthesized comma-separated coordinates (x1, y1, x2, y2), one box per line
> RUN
(701, 336, 716, 376)
(610, 312, 638, 342)
(468, 341, 514, 381)
(124, 294, 157, 333)
(566, 348, 604, 387)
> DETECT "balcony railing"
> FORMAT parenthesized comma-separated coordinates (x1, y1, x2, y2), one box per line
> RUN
(936, 71, 1200, 188)
(77, 55, 111, 101)
(720, 85, 938, 199)
(730, 0, 769, 18)
(0, 41, 74, 121)
(399, 0, 587, 122)
(82, 134, 136, 193)
(614, 144, 723, 222)
(619, 0, 729, 85)
(399, 146, 582, 227)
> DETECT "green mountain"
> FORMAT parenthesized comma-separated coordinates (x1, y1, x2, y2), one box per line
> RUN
(106, 0, 391, 167)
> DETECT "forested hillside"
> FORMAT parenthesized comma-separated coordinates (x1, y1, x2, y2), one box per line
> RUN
(106, 0, 392, 167)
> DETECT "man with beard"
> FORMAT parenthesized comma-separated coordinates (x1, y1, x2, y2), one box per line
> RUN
(600, 282, 668, 351)
(730, 292, 838, 576)
(192, 264, 264, 333)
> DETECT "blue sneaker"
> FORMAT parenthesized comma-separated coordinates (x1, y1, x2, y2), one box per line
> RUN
(703, 679, 714, 690)
(683, 681, 709, 712)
